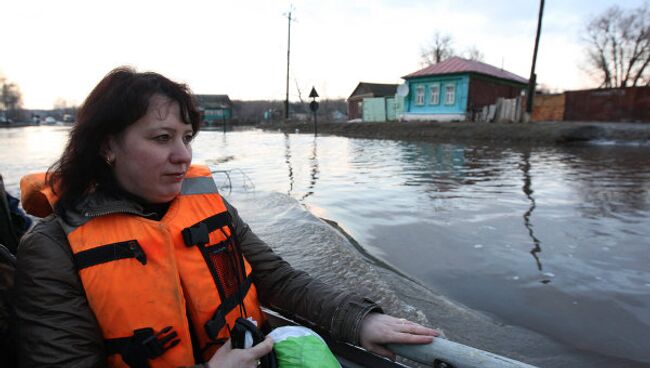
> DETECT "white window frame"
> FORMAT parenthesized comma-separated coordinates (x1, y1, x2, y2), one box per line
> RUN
(415, 86, 425, 106)
(429, 84, 440, 105)
(445, 83, 456, 105)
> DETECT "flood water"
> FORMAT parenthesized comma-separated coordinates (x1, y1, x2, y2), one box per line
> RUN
(1, 126, 649, 367)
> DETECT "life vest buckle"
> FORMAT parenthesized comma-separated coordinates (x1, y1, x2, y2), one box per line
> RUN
(109, 326, 180, 368)
(128, 240, 147, 265)
(204, 309, 226, 340)
(182, 222, 209, 247)
(141, 326, 180, 358)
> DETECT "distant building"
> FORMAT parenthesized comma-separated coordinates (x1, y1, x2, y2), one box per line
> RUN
(400, 57, 528, 121)
(194, 94, 233, 125)
(347, 82, 398, 121)
(331, 110, 347, 121)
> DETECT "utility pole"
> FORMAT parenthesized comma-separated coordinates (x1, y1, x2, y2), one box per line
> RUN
(284, 7, 294, 120)
(526, 0, 545, 116)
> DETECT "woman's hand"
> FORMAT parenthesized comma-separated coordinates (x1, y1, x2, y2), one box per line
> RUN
(207, 336, 274, 368)
(359, 313, 439, 359)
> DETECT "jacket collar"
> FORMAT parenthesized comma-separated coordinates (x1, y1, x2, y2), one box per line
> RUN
(60, 188, 158, 231)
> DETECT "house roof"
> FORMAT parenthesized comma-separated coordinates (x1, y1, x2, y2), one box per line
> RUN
(403, 57, 528, 84)
(348, 82, 398, 100)
(194, 94, 232, 109)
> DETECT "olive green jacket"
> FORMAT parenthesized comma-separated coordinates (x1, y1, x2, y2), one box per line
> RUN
(0, 174, 20, 255)
(13, 192, 379, 367)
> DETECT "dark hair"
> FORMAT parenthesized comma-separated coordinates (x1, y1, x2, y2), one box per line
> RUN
(48, 66, 201, 211)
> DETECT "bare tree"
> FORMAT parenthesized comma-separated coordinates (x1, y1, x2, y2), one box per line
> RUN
(464, 45, 485, 62)
(0, 76, 23, 120)
(584, 3, 650, 88)
(53, 98, 69, 109)
(420, 31, 455, 66)
(293, 79, 305, 104)
(52, 98, 78, 122)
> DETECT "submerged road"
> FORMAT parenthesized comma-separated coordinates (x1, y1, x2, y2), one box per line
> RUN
(262, 121, 650, 145)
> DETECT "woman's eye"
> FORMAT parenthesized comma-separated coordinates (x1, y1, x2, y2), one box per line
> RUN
(154, 134, 171, 142)
(184, 134, 194, 144)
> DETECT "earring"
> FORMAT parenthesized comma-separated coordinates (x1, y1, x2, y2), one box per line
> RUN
(104, 155, 115, 167)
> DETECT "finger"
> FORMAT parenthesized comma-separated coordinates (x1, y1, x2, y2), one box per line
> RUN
(220, 338, 233, 352)
(249, 335, 274, 359)
(400, 323, 439, 336)
(392, 331, 435, 344)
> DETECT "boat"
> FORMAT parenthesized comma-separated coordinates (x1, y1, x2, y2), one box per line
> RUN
(263, 308, 538, 368)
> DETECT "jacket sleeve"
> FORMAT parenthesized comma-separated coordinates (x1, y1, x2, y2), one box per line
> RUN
(224, 199, 382, 345)
(13, 216, 106, 368)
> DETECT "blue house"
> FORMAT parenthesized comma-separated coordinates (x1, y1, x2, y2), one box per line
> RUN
(400, 57, 528, 122)
(194, 94, 233, 125)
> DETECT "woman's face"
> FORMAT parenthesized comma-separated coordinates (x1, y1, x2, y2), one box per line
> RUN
(107, 94, 194, 203)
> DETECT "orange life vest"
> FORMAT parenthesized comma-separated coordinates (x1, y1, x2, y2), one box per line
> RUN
(19, 172, 57, 218)
(23, 165, 265, 367)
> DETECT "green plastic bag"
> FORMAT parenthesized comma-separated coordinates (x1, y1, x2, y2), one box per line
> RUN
(269, 326, 341, 368)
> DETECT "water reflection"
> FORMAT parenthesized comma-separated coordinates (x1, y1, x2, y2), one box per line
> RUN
(284, 133, 294, 195)
(460, 146, 509, 185)
(519, 150, 544, 274)
(560, 146, 650, 219)
(283, 134, 320, 201)
(400, 143, 466, 192)
(300, 137, 319, 202)
(399, 143, 515, 194)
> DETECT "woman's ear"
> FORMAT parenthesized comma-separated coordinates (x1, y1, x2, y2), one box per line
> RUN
(102, 137, 117, 166)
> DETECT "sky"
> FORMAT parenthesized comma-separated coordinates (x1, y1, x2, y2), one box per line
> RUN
(1, 0, 647, 109)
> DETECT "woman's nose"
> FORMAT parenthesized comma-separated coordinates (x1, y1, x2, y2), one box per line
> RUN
(170, 138, 192, 164)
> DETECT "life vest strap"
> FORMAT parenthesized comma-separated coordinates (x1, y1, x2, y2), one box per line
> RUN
(181, 210, 258, 343)
(104, 326, 180, 368)
(74, 240, 146, 270)
(204, 276, 253, 340)
(230, 318, 278, 368)
(182, 212, 231, 247)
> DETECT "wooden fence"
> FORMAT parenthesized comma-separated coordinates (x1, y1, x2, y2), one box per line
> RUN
(473, 96, 525, 123)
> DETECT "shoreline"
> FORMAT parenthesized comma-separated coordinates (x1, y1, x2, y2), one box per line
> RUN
(0, 122, 40, 128)
(6, 121, 650, 145)
(258, 121, 650, 145)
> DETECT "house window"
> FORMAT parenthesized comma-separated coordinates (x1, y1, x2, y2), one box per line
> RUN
(445, 84, 456, 105)
(429, 84, 440, 105)
(415, 86, 425, 106)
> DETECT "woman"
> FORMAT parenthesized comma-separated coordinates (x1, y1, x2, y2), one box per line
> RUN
(13, 67, 437, 367)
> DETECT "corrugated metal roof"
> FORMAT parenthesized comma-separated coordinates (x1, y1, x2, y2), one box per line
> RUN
(194, 94, 232, 109)
(403, 57, 528, 84)
(348, 82, 398, 100)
